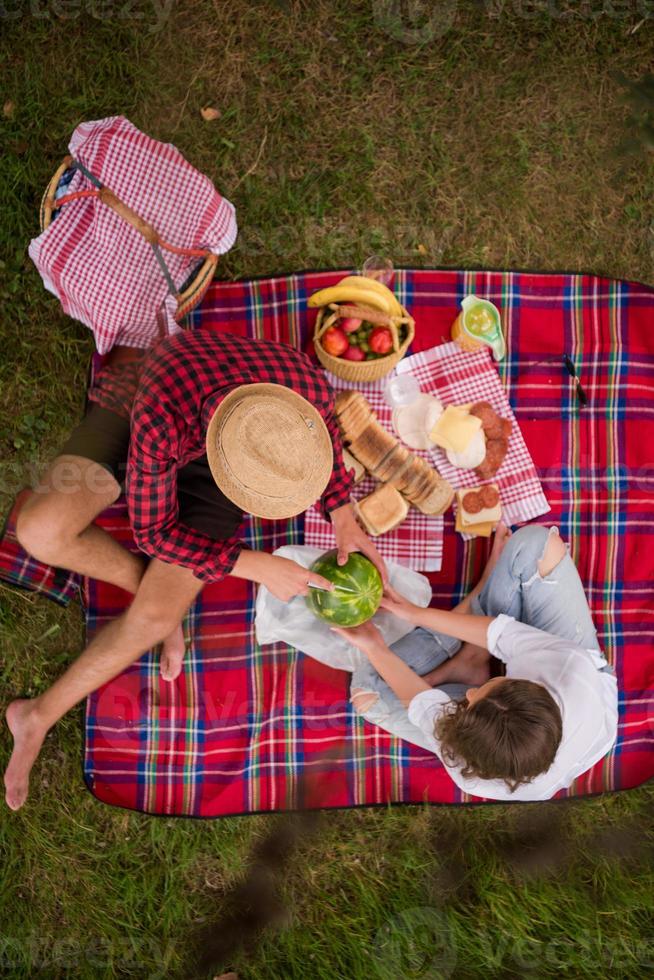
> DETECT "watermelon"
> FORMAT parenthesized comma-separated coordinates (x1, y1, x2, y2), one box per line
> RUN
(305, 549, 383, 627)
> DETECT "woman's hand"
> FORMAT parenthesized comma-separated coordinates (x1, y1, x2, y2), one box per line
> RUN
(378, 584, 421, 623)
(331, 620, 385, 657)
(329, 503, 389, 585)
(333, 620, 431, 704)
(262, 555, 333, 603)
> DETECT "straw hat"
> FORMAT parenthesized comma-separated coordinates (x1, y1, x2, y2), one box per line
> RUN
(205, 383, 334, 519)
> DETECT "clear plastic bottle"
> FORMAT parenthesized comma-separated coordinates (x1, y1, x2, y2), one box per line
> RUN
(383, 373, 421, 408)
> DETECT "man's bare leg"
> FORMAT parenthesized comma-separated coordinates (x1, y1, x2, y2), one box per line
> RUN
(16, 454, 187, 677)
(4, 559, 203, 810)
(16, 455, 144, 594)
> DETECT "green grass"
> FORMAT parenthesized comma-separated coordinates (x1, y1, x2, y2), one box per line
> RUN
(1, 2, 653, 978)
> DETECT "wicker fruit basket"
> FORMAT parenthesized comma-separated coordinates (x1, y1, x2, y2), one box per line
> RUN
(313, 305, 415, 382)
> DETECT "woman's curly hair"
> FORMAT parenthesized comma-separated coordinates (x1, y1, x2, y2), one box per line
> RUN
(434, 679, 563, 793)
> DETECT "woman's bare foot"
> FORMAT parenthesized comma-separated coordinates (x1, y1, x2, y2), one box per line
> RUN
(159, 623, 186, 682)
(4, 699, 48, 810)
(456, 643, 492, 686)
(423, 642, 491, 688)
(452, 523, 513, 616)
(483, 522, 512, 579)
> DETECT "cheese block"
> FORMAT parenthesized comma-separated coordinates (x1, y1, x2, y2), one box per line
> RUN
(430, 405, 482, 454)
(446, 428, 487, 470)
(455, 509, 495, 538)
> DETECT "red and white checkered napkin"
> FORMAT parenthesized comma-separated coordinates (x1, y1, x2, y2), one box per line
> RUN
(396, 342, 550, 528)
(304, 374, 445, 572)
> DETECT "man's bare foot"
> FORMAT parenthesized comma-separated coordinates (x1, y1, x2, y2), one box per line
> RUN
(4, 699, 48, 810)
(159, 623, 186, 682)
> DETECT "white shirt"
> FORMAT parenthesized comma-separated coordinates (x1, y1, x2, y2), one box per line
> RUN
(407, 615, 618, 801)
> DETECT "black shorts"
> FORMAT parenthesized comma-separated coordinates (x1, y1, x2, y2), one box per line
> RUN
(59, 403, 244, 541)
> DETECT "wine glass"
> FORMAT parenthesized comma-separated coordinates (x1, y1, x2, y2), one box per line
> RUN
(361, 255, 394, 287)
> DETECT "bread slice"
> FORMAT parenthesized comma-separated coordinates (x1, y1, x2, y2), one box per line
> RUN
(372, 444, 410, 482)
(354, 484, 409, 536)
(336, 395, 374, 444)
(401, 456, 435, 504)
(348, 422, 397, 472)
(335, 390, 364, 415)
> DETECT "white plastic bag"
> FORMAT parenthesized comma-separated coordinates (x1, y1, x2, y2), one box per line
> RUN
(254, 545, 432, 672)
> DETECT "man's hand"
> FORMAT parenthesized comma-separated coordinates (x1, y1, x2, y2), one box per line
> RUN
(329, 503, 388, 585)
(378, 584, 421, 623)
(231, 550, 333, 603)
(263, 555, 334, 602)
(331, 620, 385, 657)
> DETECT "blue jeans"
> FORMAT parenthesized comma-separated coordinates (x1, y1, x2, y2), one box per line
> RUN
(352, 525, 605, 742)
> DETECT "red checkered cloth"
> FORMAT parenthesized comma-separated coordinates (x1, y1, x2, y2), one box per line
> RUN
(402, 342, 549, 528)
(28, 116, 237, 353)
(304, 343, 549, 566)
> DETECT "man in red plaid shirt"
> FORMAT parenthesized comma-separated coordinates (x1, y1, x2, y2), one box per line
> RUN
(4, 332, 385, 810)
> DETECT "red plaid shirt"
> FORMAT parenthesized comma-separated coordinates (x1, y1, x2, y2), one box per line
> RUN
(123, 332, 352, 582)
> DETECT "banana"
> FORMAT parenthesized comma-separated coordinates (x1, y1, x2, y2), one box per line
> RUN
(307, 284, 393, 314)
(331, 303, 394, 327)
(337, 275, 403, 316)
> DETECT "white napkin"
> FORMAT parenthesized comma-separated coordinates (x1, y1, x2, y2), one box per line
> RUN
(254, 545, 432, 672)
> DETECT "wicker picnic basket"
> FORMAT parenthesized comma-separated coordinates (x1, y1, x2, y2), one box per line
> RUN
(39, 156, 218, 325)
(313, 304, 415, 382)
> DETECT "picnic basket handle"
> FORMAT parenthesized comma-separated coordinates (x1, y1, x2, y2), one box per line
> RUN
(46, 157, 210, 259)
(98, 187, 159, 246)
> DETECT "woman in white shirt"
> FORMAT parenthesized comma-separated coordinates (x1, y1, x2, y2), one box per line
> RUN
(333, 524, 618, 802)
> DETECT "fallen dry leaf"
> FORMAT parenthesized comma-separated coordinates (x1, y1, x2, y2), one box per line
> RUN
(417, 243, 428, 255)
(201, 106, 221, 122)
(212, 973, 238, 980)
(3, 100, 15, 119)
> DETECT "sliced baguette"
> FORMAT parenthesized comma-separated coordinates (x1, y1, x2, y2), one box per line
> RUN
(412, 478, 455, 515)
(372, 444, 410, 482)
(334, 390, 455, 518)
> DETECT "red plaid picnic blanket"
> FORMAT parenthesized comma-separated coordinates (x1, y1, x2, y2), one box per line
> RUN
(3, 268, 653, 813)
(304, 342, 549, 566)
(28, 116, 237, 353)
